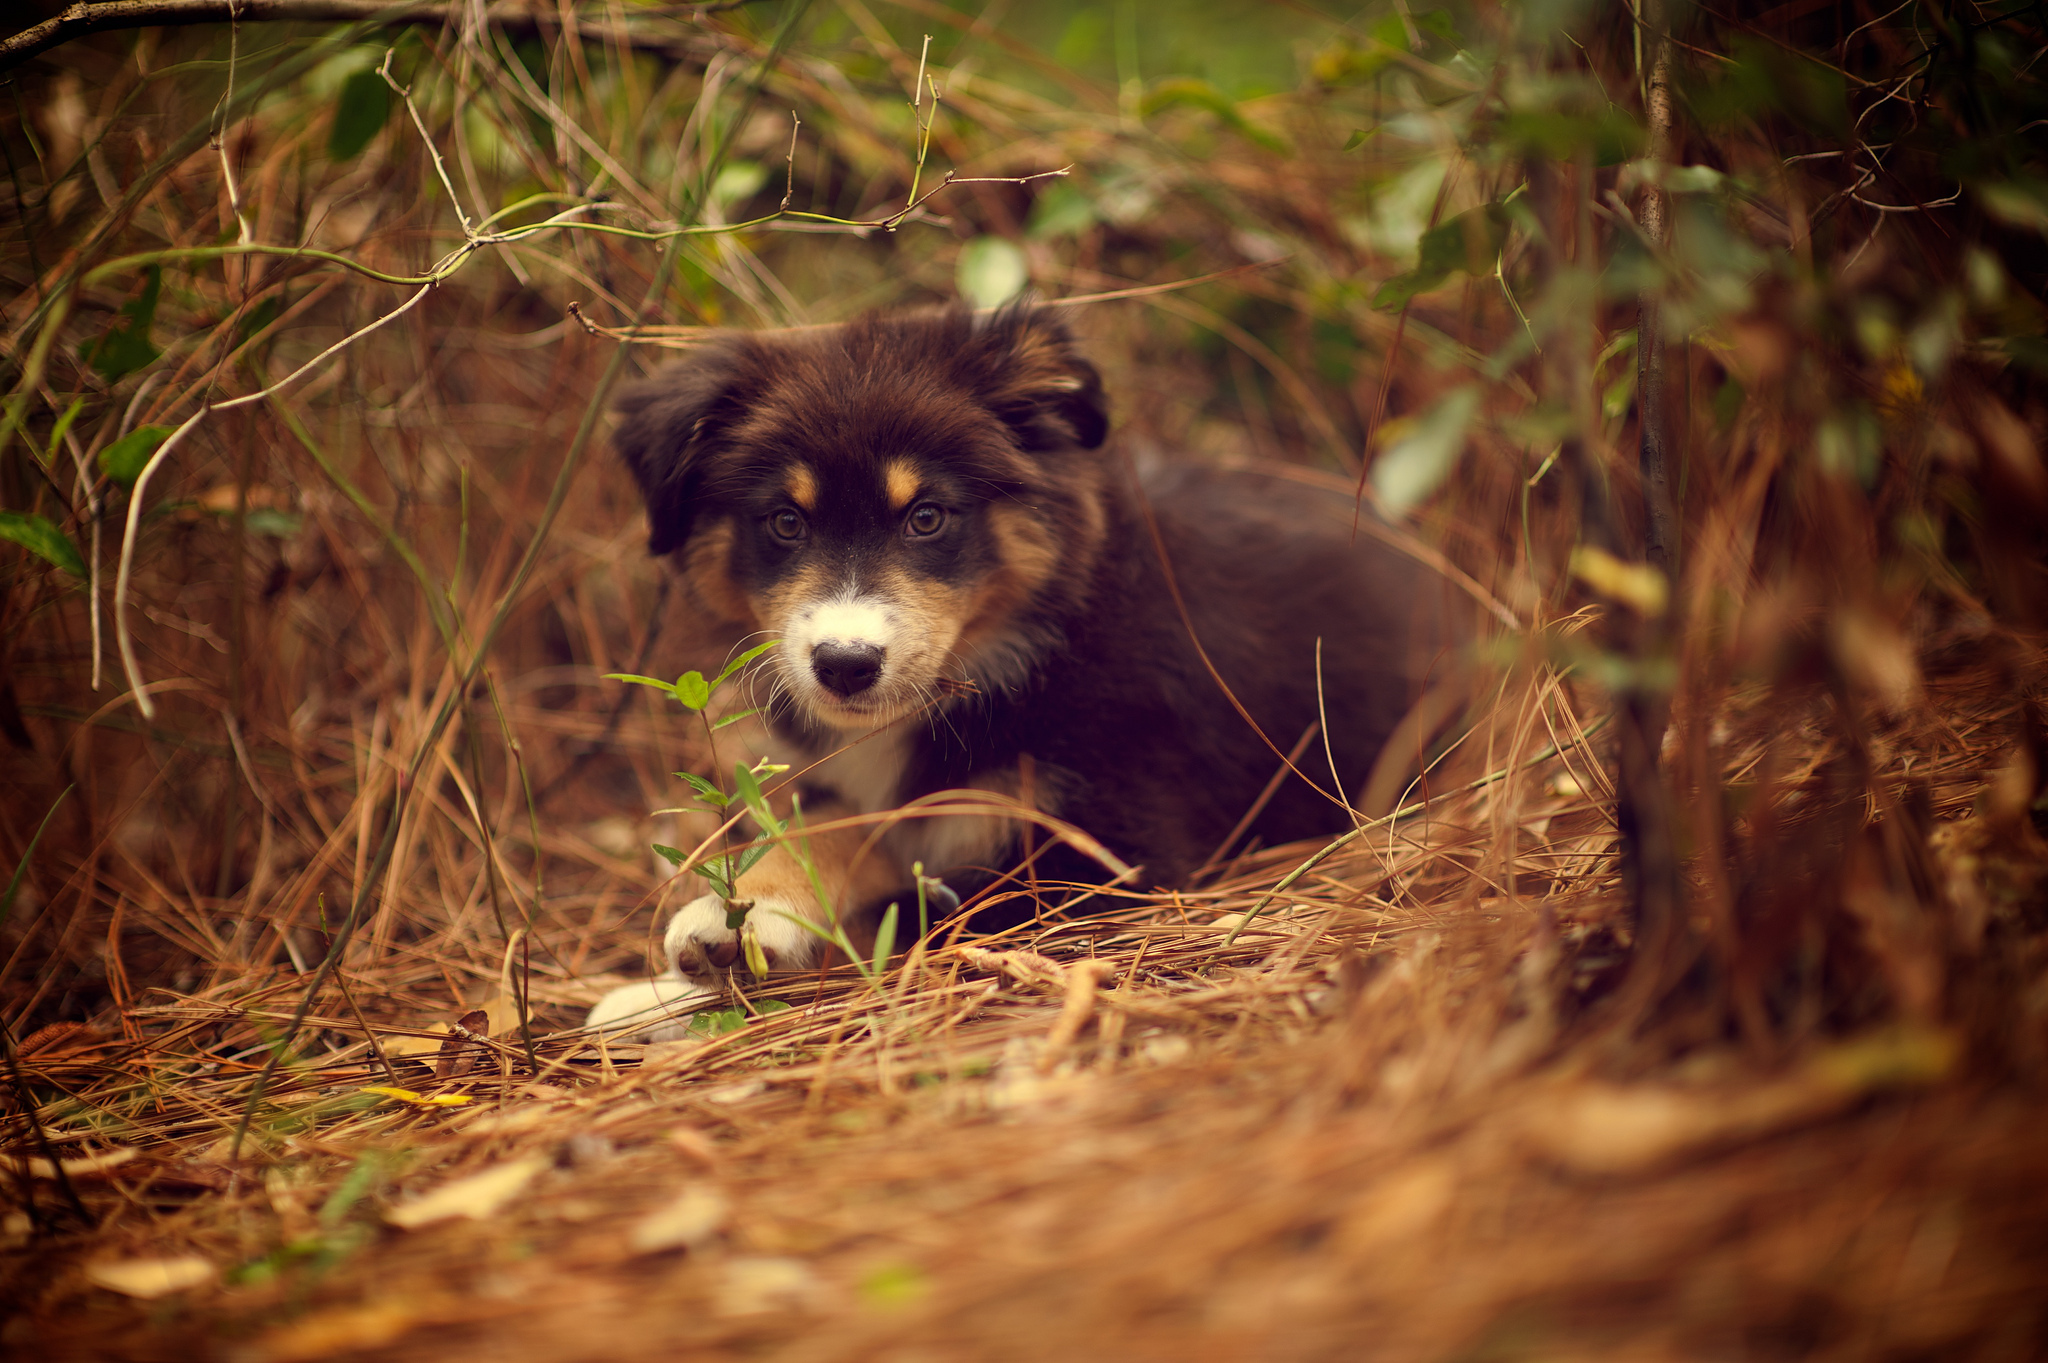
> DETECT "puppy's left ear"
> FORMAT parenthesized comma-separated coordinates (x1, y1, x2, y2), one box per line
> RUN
(969, 304, 1109, 452)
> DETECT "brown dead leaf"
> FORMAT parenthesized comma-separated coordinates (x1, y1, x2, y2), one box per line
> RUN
(435, 1008, 491, 1079)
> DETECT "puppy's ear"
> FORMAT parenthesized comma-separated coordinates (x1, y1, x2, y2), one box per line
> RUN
(967, 303, 1109, 452)
(610, 338, 752, 555)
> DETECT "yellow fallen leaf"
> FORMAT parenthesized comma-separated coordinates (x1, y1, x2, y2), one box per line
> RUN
(385, 1157, 547, 1229)
(380, 1024, 449, 1059)
(85, 1255, 215, 1298)
(360, 1086, 472, 1107)
(1570, 546, 1668, 617)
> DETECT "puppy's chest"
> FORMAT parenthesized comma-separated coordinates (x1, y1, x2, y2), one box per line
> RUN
(794, 727, 916, 815)
(773, 723, 1024, 876)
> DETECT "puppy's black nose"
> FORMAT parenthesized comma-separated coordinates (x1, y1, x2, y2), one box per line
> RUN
(811, 642, 884, 698)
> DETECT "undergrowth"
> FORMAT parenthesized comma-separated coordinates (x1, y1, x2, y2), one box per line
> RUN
(0, 1, 2045, 1358)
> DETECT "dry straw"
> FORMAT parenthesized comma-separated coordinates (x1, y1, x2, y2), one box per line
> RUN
(2, 1, 2046, 1358)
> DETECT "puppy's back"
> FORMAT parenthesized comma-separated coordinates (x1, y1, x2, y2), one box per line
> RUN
(1133, 459, 1470, 843)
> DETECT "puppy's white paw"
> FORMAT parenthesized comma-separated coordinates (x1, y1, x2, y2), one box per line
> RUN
(585, 973, 716, 1042)
(663, 892, 823, 980)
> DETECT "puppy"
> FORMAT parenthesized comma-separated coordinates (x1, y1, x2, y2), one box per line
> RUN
(586, 304, 1460, 1036)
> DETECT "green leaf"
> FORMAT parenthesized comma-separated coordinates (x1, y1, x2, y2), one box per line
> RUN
(605, 672, 679, 697)
(871, 901, 899, 979)
(687, 1008, 749, 1038)
(47, 398, 85, 457)
(732, 762, 778, 835)
(673, 670, 711, 711)
(711, 640, 779, 688)
(1026, 181, 1097, 239)
(651, 844, 689, 867)
(710, 707, 762, 732)
(99, 424, 172, 489)
(0, 512, 86, 578)
(1341, 128, 1376, 151)
(753, 999, 793, 1016)
(1412, 8, 1461, 46)
(1498, 109, 1644, 167)
(957, 237, 1028, 310)
(81, 267, 163, 380)
(1138, 77, 1286, 152)
(1370, 386, 1479, 517)
(235, 295, 284, 348)
(1372, 202, 1511, 310)
(243, 508, 303, 538)
(327, 68, 391, 162)
(731, 842, 772, 880)
(679, 772, 730, 807)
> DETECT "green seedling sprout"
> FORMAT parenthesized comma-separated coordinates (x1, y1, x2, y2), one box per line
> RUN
(609, 644, 922, 994)
(608, 641, 781, 977)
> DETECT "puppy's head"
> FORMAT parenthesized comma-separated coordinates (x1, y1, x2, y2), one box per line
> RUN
(612, 304, 1110, 731)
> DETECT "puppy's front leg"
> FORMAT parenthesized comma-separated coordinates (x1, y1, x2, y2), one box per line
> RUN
(662, 807, 901, 981)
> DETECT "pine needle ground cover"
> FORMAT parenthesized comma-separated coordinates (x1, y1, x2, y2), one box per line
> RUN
(2, 3, 2045, 1358)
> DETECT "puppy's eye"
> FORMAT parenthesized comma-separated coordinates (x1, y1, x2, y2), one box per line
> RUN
(905, 503, 946, 538)
(769, 509, 807, 541)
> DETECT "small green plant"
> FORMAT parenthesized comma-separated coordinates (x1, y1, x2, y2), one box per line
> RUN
(610, 642, 782, 976)
(610, 643, 938, 992)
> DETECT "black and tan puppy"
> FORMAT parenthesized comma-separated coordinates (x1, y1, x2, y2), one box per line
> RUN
(587, 305, 1460, 1032)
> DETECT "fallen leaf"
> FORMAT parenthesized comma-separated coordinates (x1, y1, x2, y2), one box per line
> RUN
(435, 1009, 491, 1079)
(385, 1157, 547, 1229)
(85, 1255, 215, 1298)
(629, 1185, 729, 1254)
(6, 1146, 139, 1180)
(380, 1025, 448, 1059)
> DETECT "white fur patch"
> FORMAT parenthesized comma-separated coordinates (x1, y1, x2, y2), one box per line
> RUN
(663, 890, 824, 978)
(800, 594, 897, 653)
(810, 727, 909, 814)
(586, 973, 716, 1041)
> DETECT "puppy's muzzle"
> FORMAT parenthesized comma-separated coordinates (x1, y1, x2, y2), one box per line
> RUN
(812, 641, 885, 698)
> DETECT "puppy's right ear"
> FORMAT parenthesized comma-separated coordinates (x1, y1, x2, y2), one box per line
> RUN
(610, 338, 752, 556)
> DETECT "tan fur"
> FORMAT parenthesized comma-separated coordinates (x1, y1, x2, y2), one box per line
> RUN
(756, 560, 841, 636)
(957, 503, 1060, 654)
(883, 459, 921, 511)
(785, 463, 818, 510)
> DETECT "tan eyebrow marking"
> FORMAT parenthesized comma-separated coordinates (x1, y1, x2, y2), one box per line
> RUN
(883, 459, 920, 511)
(785, 463, 818, 510)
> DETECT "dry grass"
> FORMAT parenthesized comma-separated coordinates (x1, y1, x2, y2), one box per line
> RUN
(4, 2, 2048, 1359)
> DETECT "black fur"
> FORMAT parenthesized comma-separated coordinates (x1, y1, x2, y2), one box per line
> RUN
(613, 304, 1462, 919)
